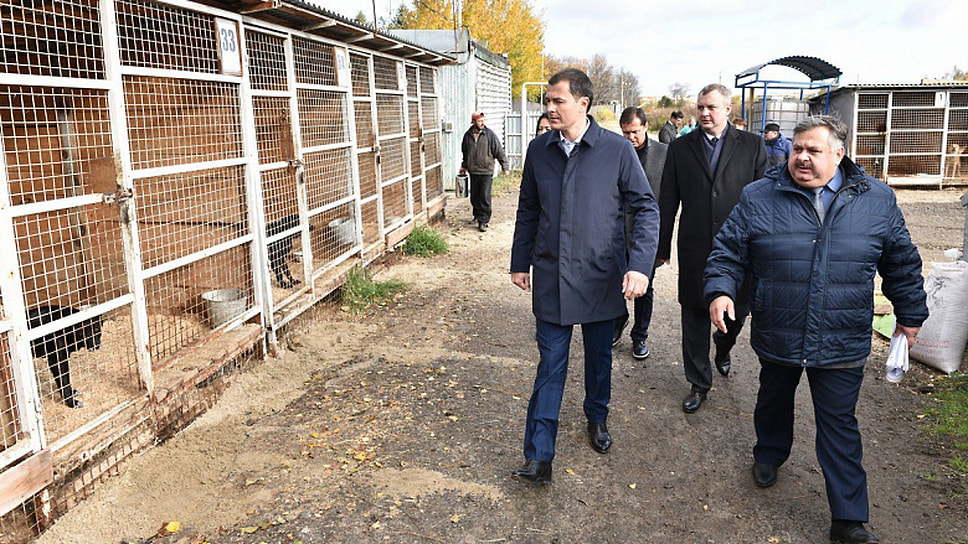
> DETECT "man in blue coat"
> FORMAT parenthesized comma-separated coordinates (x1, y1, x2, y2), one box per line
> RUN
(509, 69, 659, 483)
(705, 116, 928, 544)
(763, 122, 793, 168)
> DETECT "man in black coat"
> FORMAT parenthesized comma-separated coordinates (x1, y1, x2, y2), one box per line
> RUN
(657, 83, 766, 413)
(614, 107, 668, 360)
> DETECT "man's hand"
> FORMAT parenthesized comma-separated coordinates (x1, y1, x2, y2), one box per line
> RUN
(459, 167, 466, 175)
(502, 170, 510, 176)
(511, 272, 531, 292)
(656, 258, 669, 266)
(622, 271, 650, 300)
(709, 295, 735, 333)
(896, 324, 921, 348)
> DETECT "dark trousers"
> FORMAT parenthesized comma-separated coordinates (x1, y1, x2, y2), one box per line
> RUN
(615, 281, 654, 342)
(469, 173, 493, 223)
(523, 318, 613, 463)
(680, 304, 748, 393)
(753, 360, 868, 522)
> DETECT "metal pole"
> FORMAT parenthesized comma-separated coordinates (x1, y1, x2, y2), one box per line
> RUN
(961, 190, 968, 262)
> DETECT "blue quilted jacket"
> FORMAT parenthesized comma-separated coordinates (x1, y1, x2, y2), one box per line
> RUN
(704, 158, 928, 367)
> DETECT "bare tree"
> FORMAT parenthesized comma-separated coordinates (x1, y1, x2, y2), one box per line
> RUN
(618, 69, 640, 107)
(945, 65, 967, 81)
(669, 82, 690, 108)
(543, 54, 639, 106)
(586, 54, 616, 104)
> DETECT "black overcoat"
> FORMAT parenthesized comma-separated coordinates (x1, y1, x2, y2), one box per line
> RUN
(657, 124, 766, 308)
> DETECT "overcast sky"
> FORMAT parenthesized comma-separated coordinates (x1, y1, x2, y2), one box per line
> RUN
(310, 0, 967, 98)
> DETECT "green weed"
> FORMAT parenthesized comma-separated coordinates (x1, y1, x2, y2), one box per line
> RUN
(340, 267, 407, 313)
(491, 170, 521, 196)
(402, 224, 448, 257)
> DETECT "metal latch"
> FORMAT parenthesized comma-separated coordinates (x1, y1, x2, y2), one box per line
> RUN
(102, 188, 133, 205)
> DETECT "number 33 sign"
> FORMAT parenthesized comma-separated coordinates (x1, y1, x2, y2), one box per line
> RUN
(215, 18, 242, 76)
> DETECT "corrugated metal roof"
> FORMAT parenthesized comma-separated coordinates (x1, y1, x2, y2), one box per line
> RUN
(198, 0, 455, 66)
(736, 56, 841, 82)
(808, 81, 968, 102)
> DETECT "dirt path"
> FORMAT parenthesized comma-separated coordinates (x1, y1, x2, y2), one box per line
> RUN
(37, 188, 968, 544)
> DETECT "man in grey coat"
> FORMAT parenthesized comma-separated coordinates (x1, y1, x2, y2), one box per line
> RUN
(614, 107, 668, 360)
(659, 110, 683, 144)
(509, 69, 659, 483)
(657, 83, 767, 414)
(460, 112, 509, 232)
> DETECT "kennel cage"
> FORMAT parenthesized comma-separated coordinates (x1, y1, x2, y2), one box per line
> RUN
(0, 0, 449, 538)
(810, 83, 968, 188)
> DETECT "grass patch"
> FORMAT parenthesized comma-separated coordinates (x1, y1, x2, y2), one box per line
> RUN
(401, 224, 448, 257)
(340, 267, 407, 313)
(491, 169, 521, 196)
(923, 372, 968, 483)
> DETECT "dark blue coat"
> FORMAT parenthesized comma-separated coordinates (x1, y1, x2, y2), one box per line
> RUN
(704, 157, 928, 367)
(511, 117, 660, 326)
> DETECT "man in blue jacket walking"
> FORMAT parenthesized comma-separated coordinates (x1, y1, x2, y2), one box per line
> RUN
(509, 69, 659, 483)
(705, 116, 928, 544)
(763, 122, 792, 168)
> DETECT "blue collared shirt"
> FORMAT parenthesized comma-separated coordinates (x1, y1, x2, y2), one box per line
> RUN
(813, 166, 844, 210)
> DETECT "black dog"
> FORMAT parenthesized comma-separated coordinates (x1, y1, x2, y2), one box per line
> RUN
(27, 305, 102, 408)
(267, 214, 306, 289)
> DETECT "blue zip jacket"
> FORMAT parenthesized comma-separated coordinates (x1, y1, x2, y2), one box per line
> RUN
(765, 134, 793, 168)
(704, 157, 928, 367)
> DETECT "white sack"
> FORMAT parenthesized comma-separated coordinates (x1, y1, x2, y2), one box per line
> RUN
(909, 260, 968, 374)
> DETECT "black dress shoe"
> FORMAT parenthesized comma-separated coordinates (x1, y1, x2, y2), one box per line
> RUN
(632, 340, 650, 360)
(478, 222, 488, 232)
(587, 421, 612, 453)
(511, 459, 552, 484)
(681, 391, 706, 413)
(714, 349, 731, 376)
(829, 520, 879, 544)
(752, 461, 778, 488)
(612, 318, 628, 347)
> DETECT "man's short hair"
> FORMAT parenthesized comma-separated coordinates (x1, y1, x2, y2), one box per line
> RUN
(698, 83, 731, 102)
(671, 110, 684, 120)
(548, 68, 594, 110)
(620, 107, 648, 127)
(794, 116, 848, 149)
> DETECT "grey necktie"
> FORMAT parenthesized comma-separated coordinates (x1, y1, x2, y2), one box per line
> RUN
(812, 186, 826, 223)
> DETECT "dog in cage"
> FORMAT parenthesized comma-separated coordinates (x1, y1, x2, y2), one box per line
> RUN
(946, 143, 963, 178)
(267, 214, 312, 289)
(27, 305, 103, 409)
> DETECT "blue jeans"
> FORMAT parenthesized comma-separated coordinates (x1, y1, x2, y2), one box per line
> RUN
(523, 318, 613, 463)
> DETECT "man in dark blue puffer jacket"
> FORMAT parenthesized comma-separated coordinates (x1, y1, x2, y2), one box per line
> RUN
(704, 116, 928, 544)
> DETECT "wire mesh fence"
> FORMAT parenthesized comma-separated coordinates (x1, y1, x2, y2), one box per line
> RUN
(0, 0, 448, 538)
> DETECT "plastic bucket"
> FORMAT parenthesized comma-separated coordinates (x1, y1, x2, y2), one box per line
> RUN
(328, 217, 356, 245)
(201, 288, 246, 327)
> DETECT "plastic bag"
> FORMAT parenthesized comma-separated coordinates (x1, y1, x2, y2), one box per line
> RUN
(886, 325, 909, 383)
